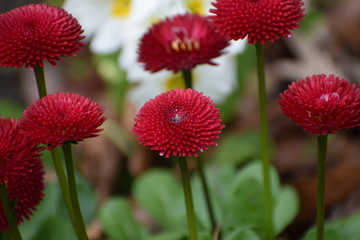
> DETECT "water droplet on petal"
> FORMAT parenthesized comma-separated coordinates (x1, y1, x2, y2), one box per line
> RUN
(320, 94, 329, 102)
(159, 152, 164, 156)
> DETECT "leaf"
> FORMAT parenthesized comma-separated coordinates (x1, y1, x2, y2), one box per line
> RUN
(225, 229, 261, 240)
(211, 132, 262, 165)
(273, 187, 299, 234)
(0, 100, 24, 118)
(19, 184, 68, 239)
(303, 226, 343, 240)
(145, 231, 186, 240)
(133, 169, 184, 230)
(231, 161, 281, 197)
(226, 177, 264, 230)
(99, 197, 148, 240)
(30, 217, 77, 240)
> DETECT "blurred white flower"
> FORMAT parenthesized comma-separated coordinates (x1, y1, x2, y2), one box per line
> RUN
(63, 0, 182, 54)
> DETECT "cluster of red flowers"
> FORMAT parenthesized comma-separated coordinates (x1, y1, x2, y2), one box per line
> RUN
(0, 117, 44, 232)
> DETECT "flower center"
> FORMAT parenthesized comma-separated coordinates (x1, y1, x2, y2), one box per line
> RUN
(111, 0, 131, 18)
(186, 0, 205, 14)
(168, 109, 186, 124)
(164, 74, 185, 91)
(170, 27, 200, 52)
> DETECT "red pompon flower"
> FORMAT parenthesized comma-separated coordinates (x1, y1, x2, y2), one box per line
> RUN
(0, 117, 44, 232)
(277, 74, 360, 135)
(19, 92, 107, 149)
(132, 89, 224, 157)
(138, 13, 229, 73)
(0, 4, 85, 68)
(210, 0, 305, 44)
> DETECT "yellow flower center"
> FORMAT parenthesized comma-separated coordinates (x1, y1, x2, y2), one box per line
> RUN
(111, 0, 132, 18)
(186, 0, 205, 14)
(170, 39, 200, 52)
(164, 73, 185, 91)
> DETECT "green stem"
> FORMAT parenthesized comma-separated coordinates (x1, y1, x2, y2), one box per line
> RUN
(50, 147, 78, 236)
(62, 143, 89, 240)
(316, 135, 328, 240)
(178, 157, 198, 240)
(255, 43, 273, 240)
(33, 64, 47, 98)
(0, 184, 22, 240)
(197, 158, 217, 235)
(181, 69, 218, 236)
(182, 69, 193, 89)
(32, 66, 81, 238)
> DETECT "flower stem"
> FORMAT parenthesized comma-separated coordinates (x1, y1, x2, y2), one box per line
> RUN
(32, 66, 80, 238)
(33, 64, 47, 98)
(0, 184, 22, 240)
(50, 147, 78, 235)
(316, 134, 328, 240)
(62, 143, 89, 240)
(178, 157, 198, 240)
(255, 43, 273, 240)
(197, 158, 217, 235)
(182, 69, 193, 89)
(181, 69, 218, 235)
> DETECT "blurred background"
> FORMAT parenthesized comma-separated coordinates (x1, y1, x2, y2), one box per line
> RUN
(0, 0, 359, 239)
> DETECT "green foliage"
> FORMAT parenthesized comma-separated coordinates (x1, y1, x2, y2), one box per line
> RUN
(19, 179, 96, 240)
(225, 229, 261, 240)
(98, 197, 148, 240)
(0, 100, 24, 118)
(100, 161, 299, 239)
(211, 131, 262, 165)
(303, 210, 360, 240)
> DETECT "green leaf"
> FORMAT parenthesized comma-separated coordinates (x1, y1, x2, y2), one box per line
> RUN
(211, 132, 261, 165)
(133, 169, 184, 230)
(226, 177, 264, 229)
(232, 161, 281, 197)
(19, 184, 68, 239)
(0, 100, 24, 118)
(303, 226, 343, 240)
(225, 229, 261, 240)
(30, 217, 77, 240)
(273, 187, 299, 234)
(99, 197, 148, 240)
(145, 232, 186, 240)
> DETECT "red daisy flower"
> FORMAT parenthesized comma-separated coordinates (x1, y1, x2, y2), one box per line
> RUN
(277, 74, 360, 135)
(19, 92, 106, 149)
(0, 4, 85, 68)
(138, 13, 229, 73)
(0, 117, 44, 232)
(210, 0, 305, 44)
(132, 89, 224, 157)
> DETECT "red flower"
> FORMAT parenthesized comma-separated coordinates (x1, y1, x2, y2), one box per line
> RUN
(20, 92, 106, 149)
(138, 13, 229, 73)
(277, 74, 360, 135)
(0, 117, 44, 232)
(210, 0, 305, 44)
(132, 89, 224, 157)
(0, 4, 85, 68)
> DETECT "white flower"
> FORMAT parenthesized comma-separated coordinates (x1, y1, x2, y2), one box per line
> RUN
(63, 0, 182, 54)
